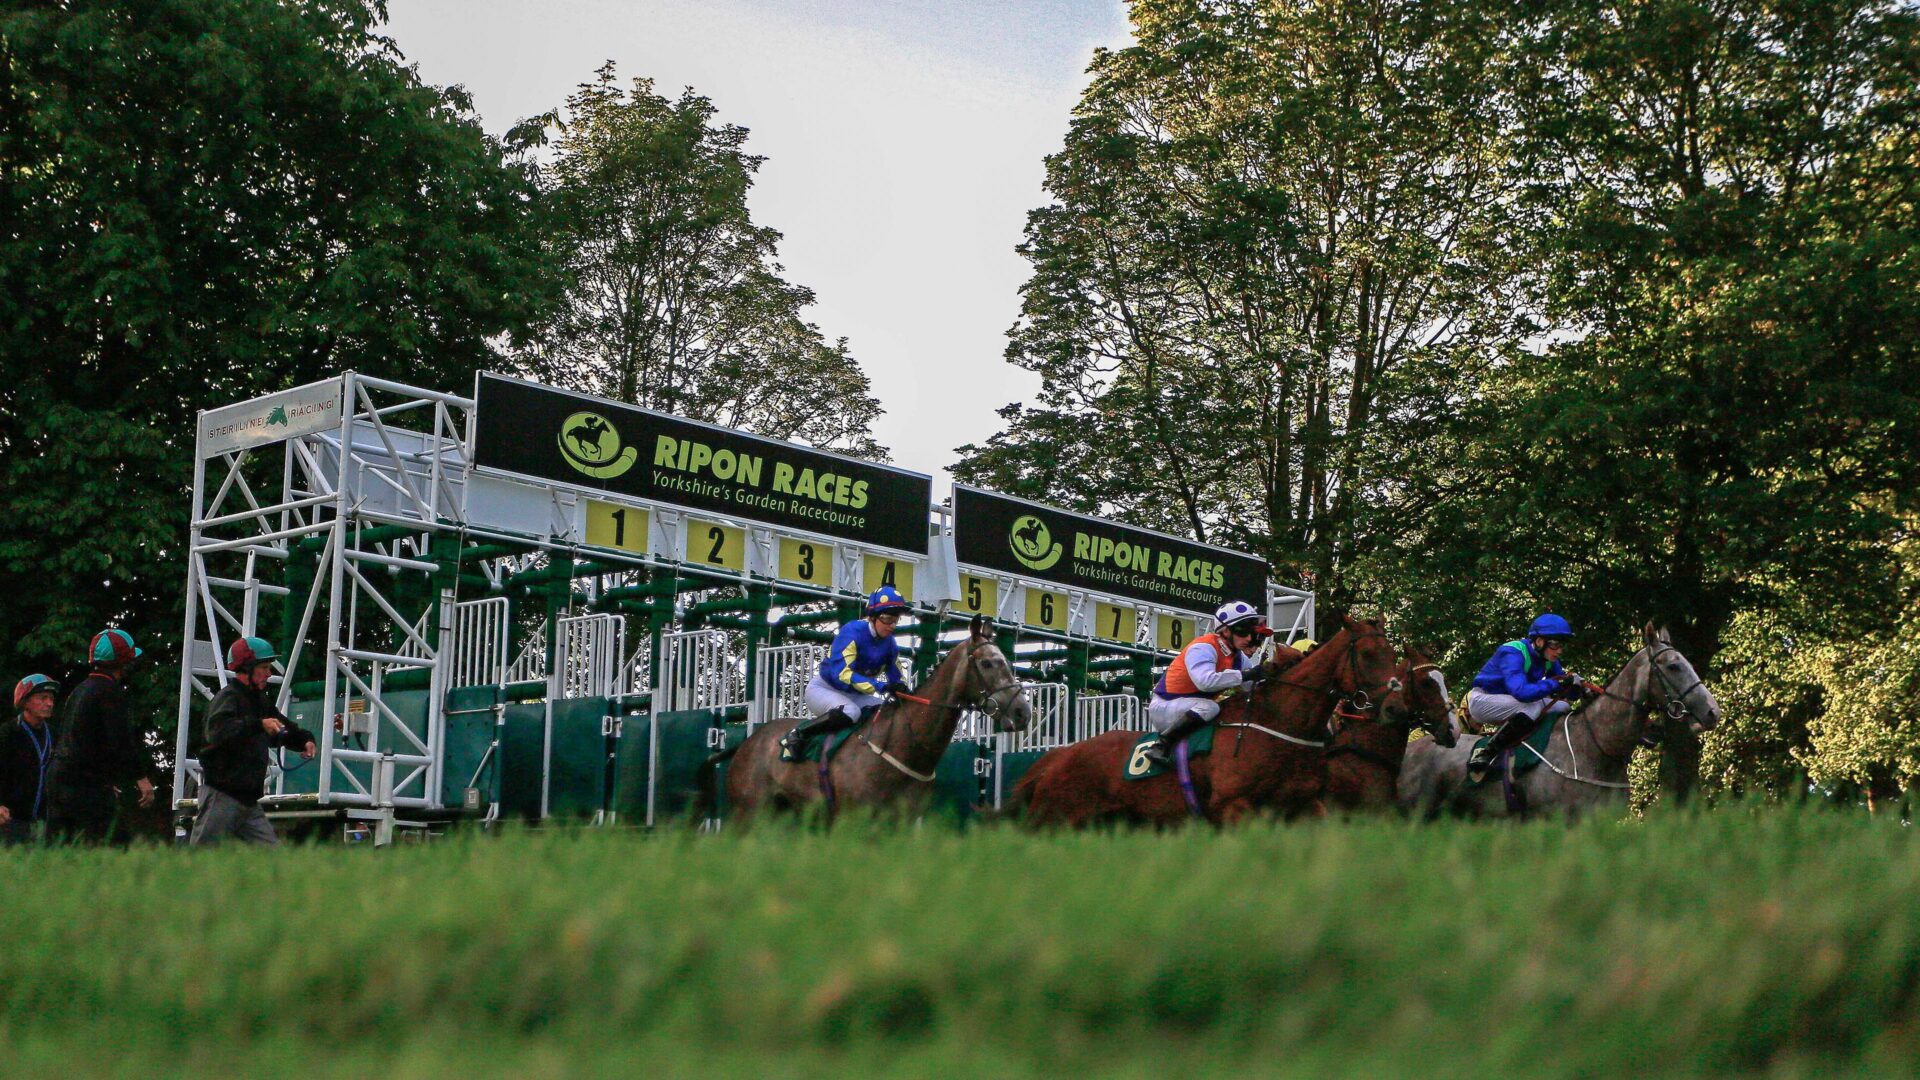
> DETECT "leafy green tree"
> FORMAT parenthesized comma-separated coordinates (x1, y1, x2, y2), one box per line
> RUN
(516, 65, 883, 456)
(0, 0, 555, 721)
(955, 0, 1530, 614)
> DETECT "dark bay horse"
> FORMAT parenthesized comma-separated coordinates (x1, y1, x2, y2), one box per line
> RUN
(698, 616, 1029, 824)
(1014, 616, 1401, 827)
(1399, 624, 1721, 818)
(1325, 644, 1457, 811)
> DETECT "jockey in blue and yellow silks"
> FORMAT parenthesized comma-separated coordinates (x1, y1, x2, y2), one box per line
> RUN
(782, 587, 915, 758)
(1464, 613, 1588, 780)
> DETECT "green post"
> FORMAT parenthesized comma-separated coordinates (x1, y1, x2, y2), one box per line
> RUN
(1065, 639, 1089, 711)
(742, 583, 772, 715)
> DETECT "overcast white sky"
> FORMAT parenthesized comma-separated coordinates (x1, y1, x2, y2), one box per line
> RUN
(383, 0, 1132, 482)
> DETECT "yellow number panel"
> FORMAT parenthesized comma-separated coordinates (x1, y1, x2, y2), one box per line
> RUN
(584, 500, 648, 554)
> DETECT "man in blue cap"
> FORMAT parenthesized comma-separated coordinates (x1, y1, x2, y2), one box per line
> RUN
(0, 675, 60, 844)
(46, 629, 156, 845)
(1464, 614, 1588, 781)
(191, 637, 316, 846)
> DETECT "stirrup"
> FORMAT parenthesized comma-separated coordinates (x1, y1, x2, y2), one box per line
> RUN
(1143, 737, 1173, 765)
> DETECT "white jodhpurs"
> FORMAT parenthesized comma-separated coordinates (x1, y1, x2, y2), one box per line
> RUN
(1467, 691, 1570, 730)
(1147, 695, 1223, 734)
(805, 674, 885, 725)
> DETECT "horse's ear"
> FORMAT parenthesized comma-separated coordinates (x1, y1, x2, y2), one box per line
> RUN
(1642, 621, 1660, 649)
(1341, 612, 1363, 632)
(970, 614, 988, 642)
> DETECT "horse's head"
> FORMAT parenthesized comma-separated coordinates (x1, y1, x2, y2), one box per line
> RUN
(1386, 642, 1457, 748)
(1337, 614, 1403, 716)
(1640, 623, 1720, 734)
(960, 615, 1029, 732)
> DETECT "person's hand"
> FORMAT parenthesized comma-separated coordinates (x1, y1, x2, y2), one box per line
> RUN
(263, 715, 286, 736)
(1242, 665, 1274, 685)
(135, 777, 155, 809)
(301, 740, 317, 760)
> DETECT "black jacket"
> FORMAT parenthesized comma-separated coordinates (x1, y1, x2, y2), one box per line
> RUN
(0, 718, 55, 823)
(48, 673, 150, 791)
(197, 681, 315, 805)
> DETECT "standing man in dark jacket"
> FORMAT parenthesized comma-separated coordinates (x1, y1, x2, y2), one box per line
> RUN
(47, 630, 156, 845)
(1, 675, 60, 844)
(191, 637, 315, 846)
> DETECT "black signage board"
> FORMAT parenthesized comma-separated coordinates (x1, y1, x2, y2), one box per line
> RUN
(472, 374, 932, 555)
(952, 486, 1267, 615)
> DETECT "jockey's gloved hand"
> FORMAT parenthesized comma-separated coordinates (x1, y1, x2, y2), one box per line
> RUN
(1241, 665, 1275, 685)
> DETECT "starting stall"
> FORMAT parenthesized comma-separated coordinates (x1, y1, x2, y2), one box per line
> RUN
(171, 372, 1312, 839)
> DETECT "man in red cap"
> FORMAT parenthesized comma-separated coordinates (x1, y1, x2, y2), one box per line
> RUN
(46, 629, 156, 845)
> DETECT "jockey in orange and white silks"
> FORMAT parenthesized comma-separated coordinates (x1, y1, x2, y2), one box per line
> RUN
(1143, 600, 1276, 765)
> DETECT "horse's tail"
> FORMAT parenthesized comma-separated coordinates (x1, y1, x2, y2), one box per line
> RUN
(693, 742, 742, 824)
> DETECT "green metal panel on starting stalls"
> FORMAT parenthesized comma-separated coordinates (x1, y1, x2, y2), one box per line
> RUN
(547, 697, 614, 817)
(441, 684, 502, 811)
(498, 703, 547, 819)
(994, 749, 1049, 810)
(931, 741, 988, 821)
(612, 709, 724, 825)
(276, 690, 431, 800)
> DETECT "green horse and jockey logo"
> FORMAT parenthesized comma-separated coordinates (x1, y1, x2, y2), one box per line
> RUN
(558, 411, 638, 479)
(1009, 514, 1063, 572)
(266, 406, 288, 427)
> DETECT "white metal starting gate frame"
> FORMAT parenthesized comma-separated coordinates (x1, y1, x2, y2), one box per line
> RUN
(172, 371, 1316, 829)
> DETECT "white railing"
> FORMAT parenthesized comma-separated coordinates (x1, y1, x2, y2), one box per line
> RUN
(505, 624, 547, 684)
(751, 643, 824, 731)
(556, 613, 626, 699)
(657, 629, 744, 713)
(621, 637, 652, 698)
(447, 597, 509, 688)
(1076, 693, 1144, 740)
(1003, 683, 1071, 752)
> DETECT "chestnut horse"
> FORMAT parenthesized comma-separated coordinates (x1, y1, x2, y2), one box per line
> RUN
(1014, 616, 1401, 827)
(1324, 644, 1457, 811)
(698, 616, 1030, 825)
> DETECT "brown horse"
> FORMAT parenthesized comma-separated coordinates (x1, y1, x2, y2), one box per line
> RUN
(698, 616, 1029, 825)
(1324, 644, 1457, 811)
(1014, 616, 1401, 827)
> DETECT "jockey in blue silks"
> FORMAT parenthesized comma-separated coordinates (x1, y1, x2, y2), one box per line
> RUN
(1464, 613, 1588, 780)
(782, 586, 915, 758)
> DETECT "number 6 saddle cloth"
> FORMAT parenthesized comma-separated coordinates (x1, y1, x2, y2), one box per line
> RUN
(1121, 723, 1220, 781)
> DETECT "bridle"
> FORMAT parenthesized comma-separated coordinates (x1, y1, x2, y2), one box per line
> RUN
(1580, 644, 1710, 729)
(863, 638, 1026, 783)
(1245, 627, 1403, 744)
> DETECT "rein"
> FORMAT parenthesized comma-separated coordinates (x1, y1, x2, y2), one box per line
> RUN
(862, 639, 1023, 784)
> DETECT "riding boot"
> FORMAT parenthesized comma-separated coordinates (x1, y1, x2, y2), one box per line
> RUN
(1466, 714, 1542, 782)
(1144, 710, 1206, 767)
(782, 715, 842, 759)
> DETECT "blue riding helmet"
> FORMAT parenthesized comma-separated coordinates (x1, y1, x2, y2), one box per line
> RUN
(1528, 613, 1574, 640)
(865, 586, 910, 616)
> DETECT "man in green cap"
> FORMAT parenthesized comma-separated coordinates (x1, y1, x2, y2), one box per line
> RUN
(190, 637, 316, 846)
(46, 629, 156, 845)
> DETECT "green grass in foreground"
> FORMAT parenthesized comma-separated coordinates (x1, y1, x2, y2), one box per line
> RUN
(2, 807, 1917, 1078)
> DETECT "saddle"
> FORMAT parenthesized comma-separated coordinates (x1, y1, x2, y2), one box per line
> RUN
(1122, 723, 1220, 781)
(779, 719, 867, 764)
(1467, 713, 1561, 784)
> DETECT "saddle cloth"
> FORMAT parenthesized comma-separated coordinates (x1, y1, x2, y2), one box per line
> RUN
(1468, 713, 1560, 783)
(780, 722, 864, 765)
(1121, 723, 1219, 782)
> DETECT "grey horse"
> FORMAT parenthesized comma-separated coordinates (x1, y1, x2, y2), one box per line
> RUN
(1398, 624, 1720, 818)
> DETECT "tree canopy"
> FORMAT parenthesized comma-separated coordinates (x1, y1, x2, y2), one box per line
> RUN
(513, 64, 884, 456)
(0, 0, 555, 713)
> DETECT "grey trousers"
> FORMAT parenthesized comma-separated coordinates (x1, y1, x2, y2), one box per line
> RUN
(1467, 691, 1570, 730)
(190, 787, 279, 846)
